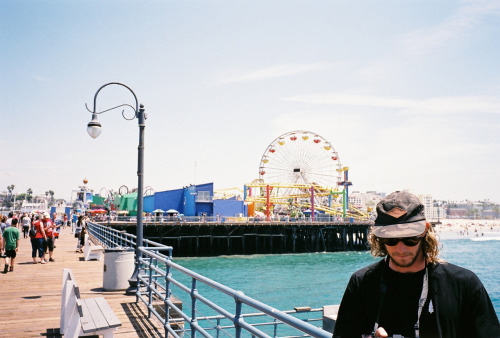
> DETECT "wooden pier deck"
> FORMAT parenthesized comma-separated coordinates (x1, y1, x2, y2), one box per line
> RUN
(0, 226, 166, 337)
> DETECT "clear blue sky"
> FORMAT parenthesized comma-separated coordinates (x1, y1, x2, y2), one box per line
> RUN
(1, 0, 499, 203)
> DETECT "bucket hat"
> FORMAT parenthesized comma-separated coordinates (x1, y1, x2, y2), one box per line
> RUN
(372, 191, 427, 238)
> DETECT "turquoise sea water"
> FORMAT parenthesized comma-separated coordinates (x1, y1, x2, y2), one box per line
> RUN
(172, 239, 500, 322)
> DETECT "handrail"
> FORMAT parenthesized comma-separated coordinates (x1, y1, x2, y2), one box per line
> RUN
(183, 309, 323, 337)
(92, 215, 372, 225)
(87, 221, 332, 337)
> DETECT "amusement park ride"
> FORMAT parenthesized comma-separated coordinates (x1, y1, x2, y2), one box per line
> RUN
(244, 130, 369, 221)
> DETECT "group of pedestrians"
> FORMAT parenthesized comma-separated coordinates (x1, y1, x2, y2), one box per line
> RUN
(31, 212, 57, 264)
(0, 210, 89, 273)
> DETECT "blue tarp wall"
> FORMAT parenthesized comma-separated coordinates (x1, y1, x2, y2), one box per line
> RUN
(144, 195, 154, 213)
(195, 203, 213, 216)
(50, 206, 74, 219)
(213, 198, 245, 217)
(154, 189, 184, 214)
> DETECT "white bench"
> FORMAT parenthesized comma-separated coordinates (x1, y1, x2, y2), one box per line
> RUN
(60, 268, 121, 337)
(84, 234, 104, 261)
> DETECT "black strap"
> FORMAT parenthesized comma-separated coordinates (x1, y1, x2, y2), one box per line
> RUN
(372, 258, 389, 335)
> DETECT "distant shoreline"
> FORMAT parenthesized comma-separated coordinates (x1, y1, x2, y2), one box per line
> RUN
(434, 218, 500, 240)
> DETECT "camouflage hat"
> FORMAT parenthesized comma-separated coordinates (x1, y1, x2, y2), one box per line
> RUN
(372, 191, 427, 238)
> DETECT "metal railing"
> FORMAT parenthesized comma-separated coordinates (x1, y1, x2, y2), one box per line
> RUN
(195, 196, 214, 203)
(181, 308, 324, 337)
(86, 222, 332, 338)
(92, 215, 371, 225)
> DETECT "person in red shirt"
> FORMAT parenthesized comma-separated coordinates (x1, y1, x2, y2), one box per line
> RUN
(31, 213, 47, 264)
(41, 213, 56, 262)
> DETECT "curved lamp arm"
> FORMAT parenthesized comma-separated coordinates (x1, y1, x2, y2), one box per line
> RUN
(90, 82, 139, 115)
(86, 82, 143, 139)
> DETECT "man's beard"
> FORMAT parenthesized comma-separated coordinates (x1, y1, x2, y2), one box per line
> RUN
(389, 243, 423, 268)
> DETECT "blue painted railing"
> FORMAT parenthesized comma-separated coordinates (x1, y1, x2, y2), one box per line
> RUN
(86, 222, 332, 338)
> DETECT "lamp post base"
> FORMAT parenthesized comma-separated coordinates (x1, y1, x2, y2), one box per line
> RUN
(126, 266, 140, 295)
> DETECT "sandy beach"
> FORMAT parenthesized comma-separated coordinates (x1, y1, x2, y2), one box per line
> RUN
(433, 218, 500, 240)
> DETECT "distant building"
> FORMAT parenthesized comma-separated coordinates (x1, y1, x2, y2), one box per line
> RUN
(417, 194, 434, 219)
(348, 194, 363, 208)
(350, 190, 448, 221)
(349, 191, 385, 213)
(447, 208, 468, 218)
(20, 201, 48, 213)
(416, 193, 446, 220)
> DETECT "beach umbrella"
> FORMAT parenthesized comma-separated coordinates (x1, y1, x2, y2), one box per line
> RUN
(166, 209, 179, 214)
(153, 209, 164, 213)
(90, 209, 107, 213)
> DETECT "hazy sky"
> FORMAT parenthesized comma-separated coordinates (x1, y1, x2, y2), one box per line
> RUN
(1, 0, 499, 203)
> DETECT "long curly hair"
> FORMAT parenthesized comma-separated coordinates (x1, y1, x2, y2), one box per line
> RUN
(369, 224, 442, 264)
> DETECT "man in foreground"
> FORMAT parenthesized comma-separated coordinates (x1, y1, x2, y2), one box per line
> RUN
(333, 191, 499, 338)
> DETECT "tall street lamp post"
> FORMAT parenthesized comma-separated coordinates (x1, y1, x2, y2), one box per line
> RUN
(86, 82, 146, 288)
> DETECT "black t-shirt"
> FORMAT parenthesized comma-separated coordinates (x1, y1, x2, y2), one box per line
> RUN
(378, 267, 425, 337)
(333, 260, 500, 338)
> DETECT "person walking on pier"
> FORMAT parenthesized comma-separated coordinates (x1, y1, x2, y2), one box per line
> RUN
(75, 215, 84, 252)
(79, 224, 87, 253)
(5, 212, 13, 228)
(72, 212, 78, 234)
(42, 213, 56, 262)
(0, 227, 4, 258)
(333, 191, 500, 338)
(3, 218, 20, 273)
(21, 213, 31, 238)
(1, 215, 7, 234)
(32, 213, 48, 264)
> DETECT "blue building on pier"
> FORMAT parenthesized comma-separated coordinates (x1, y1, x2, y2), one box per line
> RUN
(143, 182, 245, 217)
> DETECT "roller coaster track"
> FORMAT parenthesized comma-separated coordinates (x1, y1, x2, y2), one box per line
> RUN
(245, 197, 369, 220)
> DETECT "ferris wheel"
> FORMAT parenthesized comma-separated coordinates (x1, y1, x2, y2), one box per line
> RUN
(258, 130, 343, 203)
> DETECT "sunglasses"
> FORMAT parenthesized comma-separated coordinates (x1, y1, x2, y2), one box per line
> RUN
(377, 234, 425, 247)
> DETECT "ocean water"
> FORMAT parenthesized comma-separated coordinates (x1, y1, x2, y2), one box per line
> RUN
(172, 238, 500, 322)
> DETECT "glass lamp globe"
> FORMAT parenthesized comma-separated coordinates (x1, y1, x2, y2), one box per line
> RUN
(87, 114, 102, 139)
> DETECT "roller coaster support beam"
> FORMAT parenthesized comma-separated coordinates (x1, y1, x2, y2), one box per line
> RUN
(329, 190, 345, 216)
(310, 186, 315, 221)
(266, 184, 270, 221)
(343, 189, 347, 218)
(337, 167, 352, 218)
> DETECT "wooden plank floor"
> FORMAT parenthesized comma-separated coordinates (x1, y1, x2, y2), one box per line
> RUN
(0, 226, 167, 337)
